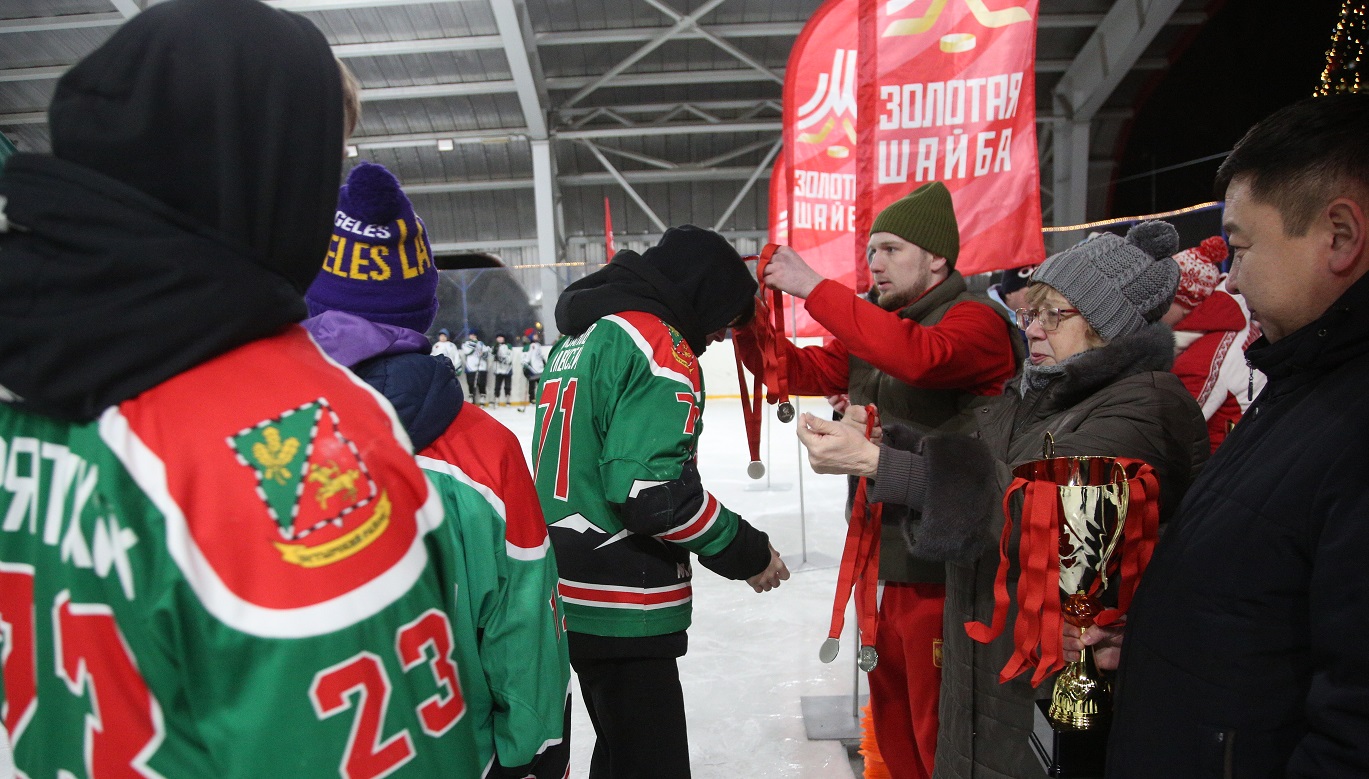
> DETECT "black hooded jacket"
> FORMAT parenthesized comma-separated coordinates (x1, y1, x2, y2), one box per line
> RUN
(0, 0, 342, 421)
(1110, 272, 1369, 777)
(555, 225, 757, 355)
(550, 226, 769, 660)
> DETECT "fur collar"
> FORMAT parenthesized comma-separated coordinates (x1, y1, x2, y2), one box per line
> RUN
(1009, 322, 1175, 413)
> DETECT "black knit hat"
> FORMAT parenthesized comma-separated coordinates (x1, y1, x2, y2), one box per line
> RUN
(999, 264, 1037, 295)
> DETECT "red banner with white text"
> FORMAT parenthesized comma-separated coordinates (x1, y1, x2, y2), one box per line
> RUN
(783, 0, 859, 336)
(855, 0, 1045, 275)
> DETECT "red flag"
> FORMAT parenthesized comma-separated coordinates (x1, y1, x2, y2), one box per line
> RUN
(782, 0, 856, 337)
(855, 0, 1045, 275)
(604, 196, 616, 262)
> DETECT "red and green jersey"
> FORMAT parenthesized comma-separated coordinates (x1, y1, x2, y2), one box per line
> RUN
(415, 403, 570, 776)
(0, 328, 500, 778)
(531, 311, 743, 638)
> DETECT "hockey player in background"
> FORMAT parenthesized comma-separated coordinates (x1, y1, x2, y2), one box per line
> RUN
(534, 225, 790, 778)
(462, 331, 492, 406)
(432, 327, 460, 368)
(520, 329, 547, 411)
(492, 334, 515, 406)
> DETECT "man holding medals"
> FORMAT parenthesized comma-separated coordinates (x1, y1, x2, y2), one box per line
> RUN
(735, 181, 1021, 779)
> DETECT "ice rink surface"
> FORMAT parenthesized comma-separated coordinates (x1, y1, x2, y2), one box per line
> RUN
(486, 396, 866, 779)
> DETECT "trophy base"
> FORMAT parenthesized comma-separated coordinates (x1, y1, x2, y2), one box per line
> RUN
(1029, 699, 1108, 778)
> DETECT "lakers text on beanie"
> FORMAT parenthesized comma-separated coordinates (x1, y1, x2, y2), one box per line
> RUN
(1031, 220, 1181, 342)
(869, 181, 960, 265)
(306, 161, 437, 333)
(1173, 236, 1229, 309)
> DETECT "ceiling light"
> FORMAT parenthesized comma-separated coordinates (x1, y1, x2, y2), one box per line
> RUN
(436, 138, 455, 152)
(345, 145, 359, 158)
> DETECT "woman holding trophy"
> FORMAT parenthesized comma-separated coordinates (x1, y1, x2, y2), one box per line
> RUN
(797, 221, 1210, 779)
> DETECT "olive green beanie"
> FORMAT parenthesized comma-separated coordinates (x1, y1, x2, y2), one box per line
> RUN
(869, 181, 960, 266)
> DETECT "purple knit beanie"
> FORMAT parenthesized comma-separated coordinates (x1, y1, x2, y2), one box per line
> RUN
(305, 161, 437, 332)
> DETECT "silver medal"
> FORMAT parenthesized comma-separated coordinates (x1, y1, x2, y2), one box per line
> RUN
(818, 637, 841, 664)
(777, 401, 795, 423)
(857, 645, 879, 672)
(746, 460, 766, 480)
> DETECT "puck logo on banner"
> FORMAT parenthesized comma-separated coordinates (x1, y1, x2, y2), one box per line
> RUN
(856, 0, 1045, 275)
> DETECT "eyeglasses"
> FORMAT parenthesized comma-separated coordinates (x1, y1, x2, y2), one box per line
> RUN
(1015, 307, 1083, 332)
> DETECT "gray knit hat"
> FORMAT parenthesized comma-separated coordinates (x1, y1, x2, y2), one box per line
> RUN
(1031, 221, 1180, 341)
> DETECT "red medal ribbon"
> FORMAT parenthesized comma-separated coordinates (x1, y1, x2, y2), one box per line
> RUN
(734, 345, 764, 467)
(1096, 462, 1160, 627)
(963, 477, 1025, 645)
(737, 243, 790, 472)
(825, 405, 883, 661)
(753, 244, 791, 408)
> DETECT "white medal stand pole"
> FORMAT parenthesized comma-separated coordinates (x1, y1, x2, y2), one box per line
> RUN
(745, 403, 791, 493)
(767, 407, 776, 490)
(795, 393, 809, 562)
(743, 297, 790, 493)
(786, 297, 836, 572)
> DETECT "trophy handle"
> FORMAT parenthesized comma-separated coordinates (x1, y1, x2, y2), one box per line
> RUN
(1094, 461, 1130, 592)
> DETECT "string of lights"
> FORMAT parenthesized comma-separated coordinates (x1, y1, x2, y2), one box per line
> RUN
(1316, 0, 1367, 96)
(497, 200, 1226, 269)
(1040, 201, 1222, 233)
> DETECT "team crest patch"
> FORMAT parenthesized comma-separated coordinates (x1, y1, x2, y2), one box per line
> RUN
(665, 324, 696, 371)
(228, 399, 390, 568)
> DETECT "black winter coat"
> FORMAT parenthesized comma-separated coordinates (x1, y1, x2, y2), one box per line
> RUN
(1110, 274, 1369, 778)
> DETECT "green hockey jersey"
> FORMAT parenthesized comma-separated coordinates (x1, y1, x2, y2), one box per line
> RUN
(0, 327, 536, 778)
(413, 402, 570, 777)
(532, 311, 755, 639)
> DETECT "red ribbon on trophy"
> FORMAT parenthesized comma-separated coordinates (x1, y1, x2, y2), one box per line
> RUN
(820, 404, 883, 672)
(965, 455, 1161, 687)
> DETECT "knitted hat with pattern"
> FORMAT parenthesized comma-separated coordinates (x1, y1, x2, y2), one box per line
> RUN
(1031, 220, 1180, 341)
(1173, 236, 1229, 309)
(869, 181, 960, 266)
(306, 161, 437, 333)
(999, 264, 1038, 295)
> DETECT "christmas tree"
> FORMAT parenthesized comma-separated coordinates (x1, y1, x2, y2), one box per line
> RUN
(1317, 0, 1367, 95)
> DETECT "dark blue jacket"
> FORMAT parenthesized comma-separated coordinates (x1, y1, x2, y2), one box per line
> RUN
(352, 352, 461, 452)
(1112, 274, 1369, 778)
(302, 311, 462, 451)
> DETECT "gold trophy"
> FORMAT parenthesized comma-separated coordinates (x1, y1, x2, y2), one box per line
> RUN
(1020, 435, 1131, 777)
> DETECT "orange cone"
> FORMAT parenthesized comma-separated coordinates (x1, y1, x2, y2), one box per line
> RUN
(860, 702, 892, 779)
